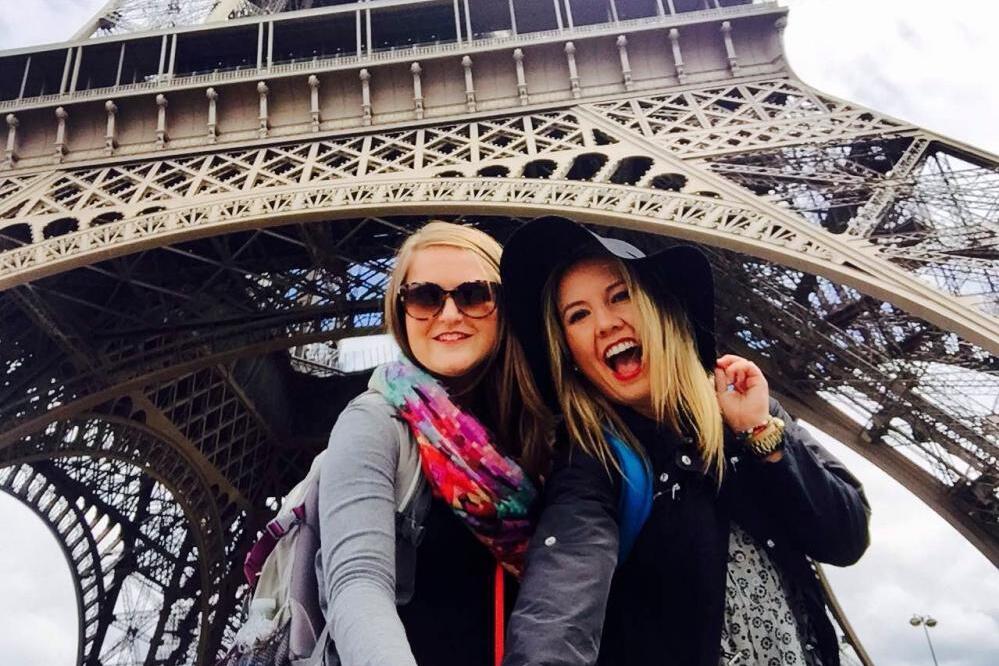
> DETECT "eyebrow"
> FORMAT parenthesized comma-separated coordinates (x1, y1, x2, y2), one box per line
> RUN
(559, 279, 626, 317)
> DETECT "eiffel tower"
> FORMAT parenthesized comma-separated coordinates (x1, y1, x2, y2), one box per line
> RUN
(0, 1, 995, 664)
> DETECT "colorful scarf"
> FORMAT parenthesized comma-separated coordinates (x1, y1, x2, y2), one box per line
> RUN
(370, 358, 538, 577)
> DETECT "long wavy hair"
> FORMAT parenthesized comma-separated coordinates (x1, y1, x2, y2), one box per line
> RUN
(384, 221, 553, 479)
(542, 257, 725, 481)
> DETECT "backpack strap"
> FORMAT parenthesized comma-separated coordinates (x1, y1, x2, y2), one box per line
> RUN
(294, 621, 337, 666)
(244, 392, 427, 587)
(606, 431, 653, 562)
(392, 410, 424, 513)
(243, 452, 324, 585)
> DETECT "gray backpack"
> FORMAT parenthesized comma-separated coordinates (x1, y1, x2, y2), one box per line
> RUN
(219, 390, 427, 666)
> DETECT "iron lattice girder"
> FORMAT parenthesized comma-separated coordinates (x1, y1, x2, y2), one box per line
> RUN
(0, 70, 996, 666)
(0, 415, 245, 666)
(0, 225, 388, 452)
(0, 453, 207, 666)
(3, 215, 997, 538)
(74, 0, 318, 38)
(0, 214, 408, 663)
(0, 79, 993, 342)
(73, 0, 224, 39)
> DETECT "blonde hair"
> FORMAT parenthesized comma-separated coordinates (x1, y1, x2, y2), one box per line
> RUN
(384, 221, 553, 479)
(542, 257, 725, 481)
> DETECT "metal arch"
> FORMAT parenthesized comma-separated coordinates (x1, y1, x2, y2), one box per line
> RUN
(72, 0, 223, 39)
(1, 210, 994, 560)
(0, 414, 234, 666)
(770, 389, 999, 567)
(0, 177, 993, 354)
(0, 459, 183, 665)
(0, 211, 992, 660)
(0, 319, 380, 452)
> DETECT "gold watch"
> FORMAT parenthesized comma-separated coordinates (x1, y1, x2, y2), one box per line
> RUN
(739, 415, 786, 457)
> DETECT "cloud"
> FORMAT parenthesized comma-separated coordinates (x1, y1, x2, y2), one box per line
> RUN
(0, 0, 104, 50)
(0, 493, 77, 666)
(783, 0, 999, 154)
(807, 426, 999, 666)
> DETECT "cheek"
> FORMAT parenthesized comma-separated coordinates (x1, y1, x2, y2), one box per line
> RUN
(478, 314, 500, 348)
(563, 327, 593, 368)
(404, 316, 428, 350)
(621, 303, 641, 331)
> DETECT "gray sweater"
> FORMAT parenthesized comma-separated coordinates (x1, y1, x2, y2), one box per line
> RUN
(317, 390, 426, 666)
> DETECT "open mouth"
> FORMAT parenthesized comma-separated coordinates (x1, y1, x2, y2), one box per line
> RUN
(603, 339, 643, 380)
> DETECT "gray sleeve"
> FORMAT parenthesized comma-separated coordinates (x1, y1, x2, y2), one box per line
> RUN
(503, 445, 620, 666)
(318, 396, 418, 666)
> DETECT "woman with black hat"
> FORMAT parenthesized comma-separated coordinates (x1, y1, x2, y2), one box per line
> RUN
(499, 217, 871, 666)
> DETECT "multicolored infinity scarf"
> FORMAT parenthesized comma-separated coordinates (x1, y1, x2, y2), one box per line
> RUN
(370, 358, 538, 577)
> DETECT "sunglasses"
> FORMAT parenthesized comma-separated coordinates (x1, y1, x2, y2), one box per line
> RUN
(399, 280, 500, 320)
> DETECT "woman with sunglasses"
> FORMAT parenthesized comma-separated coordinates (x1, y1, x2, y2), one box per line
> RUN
(498, 217, 870, 666)
(317, 221, 549, 666)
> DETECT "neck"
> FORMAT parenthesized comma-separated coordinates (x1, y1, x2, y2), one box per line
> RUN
(628, 399, 656, 421)
(440, 371, 483, 404)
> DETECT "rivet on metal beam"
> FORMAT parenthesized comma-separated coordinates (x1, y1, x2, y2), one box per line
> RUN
(410, 63, 424, 120)
(308, 75, 321, 131)
(4, 114, 18, 168)
(359, 69, 372, 126)
(564, 42, 581, 99)
(257, 81, 270, 139)
(104, 100, 118, 156)
(669, 28, 687, 84)
(721, 21, 740, 76)
(462, 56, 476, 113)
(616, 35, 634, 92)
(155, 94, 168, 149)
(54, 106, 68, 164)
(513, 49, 529, 106)
(206, 88, 218, 143)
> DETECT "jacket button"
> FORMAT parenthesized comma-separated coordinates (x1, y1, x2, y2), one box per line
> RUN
(659, 472, 669, 483)
(765, 538, 776, 548)
(544, 536, 557, 547)
(804, 644, 815, 652)
(680, 454, 692, 466)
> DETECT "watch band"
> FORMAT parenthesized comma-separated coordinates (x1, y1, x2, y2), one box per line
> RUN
(738, 415, 786, 457)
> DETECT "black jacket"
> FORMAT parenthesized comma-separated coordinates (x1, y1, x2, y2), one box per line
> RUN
(502, 400, 870, 666)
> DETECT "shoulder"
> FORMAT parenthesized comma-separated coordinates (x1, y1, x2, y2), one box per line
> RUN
(545, 426, 618, 502)
(340, 388, 398, 422)
(328, 388, 406, 448)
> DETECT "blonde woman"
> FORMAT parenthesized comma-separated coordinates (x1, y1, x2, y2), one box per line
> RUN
(499, 217, 870, 666)
(318, 221, 548, 666)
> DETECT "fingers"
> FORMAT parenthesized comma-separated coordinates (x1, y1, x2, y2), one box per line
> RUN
(714, 355, 766, 394)
(715, 358, 745, 393)
(713, 366, 729, 394)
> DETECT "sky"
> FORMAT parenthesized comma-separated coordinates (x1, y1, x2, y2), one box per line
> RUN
(1, 1, 998, 665)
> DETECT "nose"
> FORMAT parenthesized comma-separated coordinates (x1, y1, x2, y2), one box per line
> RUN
(592, 303, 622, 337)
(436, 293, 463, 322)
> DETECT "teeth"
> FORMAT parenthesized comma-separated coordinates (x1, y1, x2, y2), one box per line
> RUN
(604, 340, 638, 361)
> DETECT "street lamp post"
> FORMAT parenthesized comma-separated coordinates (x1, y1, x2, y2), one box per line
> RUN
(909, 614, 939, 666)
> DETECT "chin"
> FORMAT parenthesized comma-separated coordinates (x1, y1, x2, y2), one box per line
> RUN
(427, 357, 479, 378)
(433, 365, 471, 378)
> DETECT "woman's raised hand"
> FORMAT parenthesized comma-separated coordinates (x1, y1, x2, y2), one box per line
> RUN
(713, 354, 771, 433)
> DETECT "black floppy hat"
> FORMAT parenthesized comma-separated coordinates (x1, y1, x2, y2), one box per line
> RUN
(500, 216, 717, 410)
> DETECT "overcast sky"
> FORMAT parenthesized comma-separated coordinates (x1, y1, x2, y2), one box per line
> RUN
(1, 1, 998, 665)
